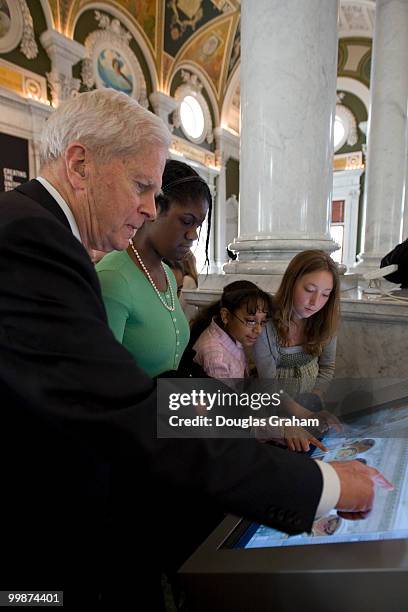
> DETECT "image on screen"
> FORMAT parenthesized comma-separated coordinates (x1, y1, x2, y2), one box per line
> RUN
(237, 402, 408, 549)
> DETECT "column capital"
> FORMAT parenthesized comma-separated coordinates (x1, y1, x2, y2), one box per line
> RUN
(40, 30, 86, 73)
(149, 92, 178, 130)
(40, 30, 86, 107)
(46, 71, 81, 108)
(213, 127, 239, 163)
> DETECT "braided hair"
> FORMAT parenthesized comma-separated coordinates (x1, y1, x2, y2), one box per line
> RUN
(155, 159, 213, 268)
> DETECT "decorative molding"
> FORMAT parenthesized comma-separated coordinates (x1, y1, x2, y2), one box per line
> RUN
(40, 29, 85, 68)
(0, 0, 38, 59)
(335, 94, 359, 151)
(81, 11, 148, 107)
(149, 91, 178, 130)
(338, 0, 375, 39)
(213, 126, 239, 164)
(0, 0, 23, 55)
(173, 69, 213, 144)
(46, 70, 81, 106)
(40, 30, 85, 106)
(18, 0, 38, 59)
(71, 2, 159, 91)
(179, 68, 203, 92)
(169, 134, 218, 169)
(333, 151, 364, 172)
(337, 76, 370, 113)
(0, 57, 48, 103)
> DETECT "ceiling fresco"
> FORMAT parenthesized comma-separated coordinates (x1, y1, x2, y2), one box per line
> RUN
(22, 1, 373, 115)
(338, 37, 372, 87)
(172, 15, 233, 97)
(46, 0, 240, 111)
(57, 1, 158, 51)
(164, 0, 228, 57)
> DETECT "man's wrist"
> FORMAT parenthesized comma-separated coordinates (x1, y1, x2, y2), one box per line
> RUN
(314, 460, 341, 517)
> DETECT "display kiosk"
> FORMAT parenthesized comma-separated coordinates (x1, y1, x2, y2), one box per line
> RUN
(180, 388, 408, 612)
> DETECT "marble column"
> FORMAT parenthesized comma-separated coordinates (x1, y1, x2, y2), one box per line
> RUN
(355, 0, 408, 272)
(333, 168, 364, 270)
(225, 0, 338, 275)
(40, 30, 86, 107)
(213, 127, 239, 271)
(403, 134, 408, 240)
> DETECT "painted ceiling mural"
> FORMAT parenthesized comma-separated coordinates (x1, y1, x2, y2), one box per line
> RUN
(21, 1, 372, 116)
(172, 15, 234, 97)
(164, 0, 228, 57)
(47, 0, 241, 112)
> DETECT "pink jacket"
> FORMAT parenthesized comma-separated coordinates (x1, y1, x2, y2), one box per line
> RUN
(192, 319, 248, 379)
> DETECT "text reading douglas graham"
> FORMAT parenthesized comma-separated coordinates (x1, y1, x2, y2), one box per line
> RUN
(168, 415, 320, 428)
(167, 390, 319, 429)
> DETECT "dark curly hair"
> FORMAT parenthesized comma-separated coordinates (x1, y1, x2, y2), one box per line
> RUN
(189, 280, 273, 346)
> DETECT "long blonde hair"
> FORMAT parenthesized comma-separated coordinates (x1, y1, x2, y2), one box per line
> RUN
(274, 250, 340, 356)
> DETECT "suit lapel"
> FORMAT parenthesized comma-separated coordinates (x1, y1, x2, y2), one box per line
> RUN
(15, 179, 106, 311)
(15, 180, 71, 231)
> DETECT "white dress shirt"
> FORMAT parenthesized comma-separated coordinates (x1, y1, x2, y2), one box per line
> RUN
(36, 176, 82, 244)
(314, 460, 341, 517)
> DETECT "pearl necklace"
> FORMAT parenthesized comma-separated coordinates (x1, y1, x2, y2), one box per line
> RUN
(129, 239, 176, 312)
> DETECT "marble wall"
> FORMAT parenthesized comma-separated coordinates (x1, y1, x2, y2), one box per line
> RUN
(184, 285, 408, 380)
(335, 291, 408, 379)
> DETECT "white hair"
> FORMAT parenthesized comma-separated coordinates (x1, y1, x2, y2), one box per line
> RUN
(39, 88, 171, 165)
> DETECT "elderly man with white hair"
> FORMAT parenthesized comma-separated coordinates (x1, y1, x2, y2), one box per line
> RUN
(0, 89, 390, 608)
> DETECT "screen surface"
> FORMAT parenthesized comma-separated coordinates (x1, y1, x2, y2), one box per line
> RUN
(238, 402, 408, 549)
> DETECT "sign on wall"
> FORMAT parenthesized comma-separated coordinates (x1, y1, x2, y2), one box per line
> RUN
(0, 132, 29, 192)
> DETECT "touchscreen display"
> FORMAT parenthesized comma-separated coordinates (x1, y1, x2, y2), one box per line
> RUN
(238, 402, 408, 549)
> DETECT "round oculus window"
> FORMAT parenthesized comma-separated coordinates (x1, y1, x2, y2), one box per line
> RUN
(180, 95, 205, 141)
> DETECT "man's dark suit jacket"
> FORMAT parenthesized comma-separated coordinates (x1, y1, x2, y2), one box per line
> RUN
(0, 180, 322, 603)
(381, 238, 408, 287)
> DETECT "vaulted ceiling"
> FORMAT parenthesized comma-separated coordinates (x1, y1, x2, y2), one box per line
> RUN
(45, 1, 373, 109)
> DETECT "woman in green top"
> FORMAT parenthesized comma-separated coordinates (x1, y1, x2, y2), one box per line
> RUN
(96, 159, 212, 377)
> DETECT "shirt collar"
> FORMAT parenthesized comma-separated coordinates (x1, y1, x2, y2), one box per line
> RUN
(210, 319, 245, 352)
(36, 176, 82, 244)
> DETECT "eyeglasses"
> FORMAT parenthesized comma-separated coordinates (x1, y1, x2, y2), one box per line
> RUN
(230, 311, 268, 329)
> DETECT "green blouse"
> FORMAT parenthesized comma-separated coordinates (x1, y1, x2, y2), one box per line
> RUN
(96, 250, 190, 377)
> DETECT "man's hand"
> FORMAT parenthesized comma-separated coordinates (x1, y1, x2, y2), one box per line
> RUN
(330, 460, 394, 520)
